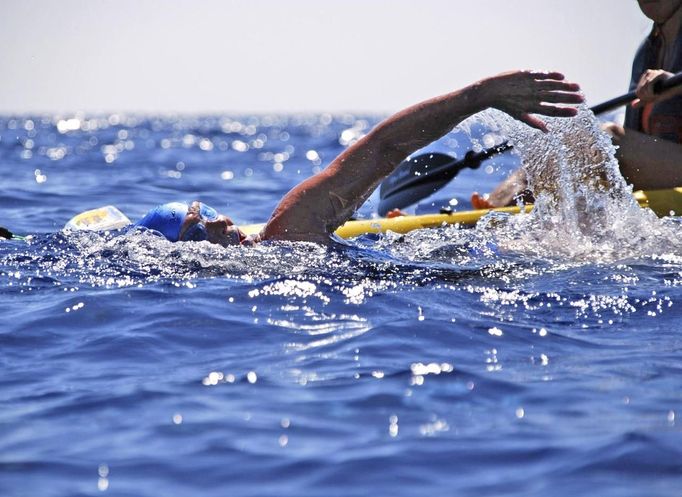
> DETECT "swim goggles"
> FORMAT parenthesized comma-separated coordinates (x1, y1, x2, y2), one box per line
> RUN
(180, 220, 209, 241)
(179, 202, 220, 241)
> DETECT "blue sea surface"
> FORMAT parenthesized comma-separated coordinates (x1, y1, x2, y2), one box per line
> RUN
(1, 114, 681, 497)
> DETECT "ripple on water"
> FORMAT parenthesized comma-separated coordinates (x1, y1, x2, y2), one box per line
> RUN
(2, 111, 682, 497)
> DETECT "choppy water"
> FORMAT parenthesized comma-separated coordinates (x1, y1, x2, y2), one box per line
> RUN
(1, 111, 682, 497)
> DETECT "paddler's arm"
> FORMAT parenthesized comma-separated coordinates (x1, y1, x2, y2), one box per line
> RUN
(604, 123, 682, 190)
(602, 69, 682, 190)
(261, 70, 582, 242)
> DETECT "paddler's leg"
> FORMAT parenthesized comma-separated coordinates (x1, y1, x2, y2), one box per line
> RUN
(605, 123, 682, 190)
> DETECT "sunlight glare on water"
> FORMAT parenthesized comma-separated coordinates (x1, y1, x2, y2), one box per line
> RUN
(1, 111, 682, 497)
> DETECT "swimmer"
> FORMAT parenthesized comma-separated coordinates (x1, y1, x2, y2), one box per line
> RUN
(136, 71, 582, 246)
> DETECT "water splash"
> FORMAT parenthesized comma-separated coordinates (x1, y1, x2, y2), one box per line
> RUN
(462, 105, 682, 261)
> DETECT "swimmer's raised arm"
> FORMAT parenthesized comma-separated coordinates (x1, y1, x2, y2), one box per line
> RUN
(261, 70, 582, 243)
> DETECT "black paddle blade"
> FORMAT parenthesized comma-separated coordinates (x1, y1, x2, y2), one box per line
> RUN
(378, 179, 452, 215)
(378, 153, 460, 215)
(0, 227, 14, 240)
(380, 153, 457, 197)
(378, 143, 512, 215)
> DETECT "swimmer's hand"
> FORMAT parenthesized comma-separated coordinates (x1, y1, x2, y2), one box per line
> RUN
(241, 233, 261, 246)
(632, 69, 682, 108)
(480, 71, 583, 133)
(262, 70, 581, 242)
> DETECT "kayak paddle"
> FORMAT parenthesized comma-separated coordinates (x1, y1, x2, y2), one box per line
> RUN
(378, 142, 513, 214)
(378, 71, 682, 215)
(590, 71, 682, 114)
(0, 227, 27, 241)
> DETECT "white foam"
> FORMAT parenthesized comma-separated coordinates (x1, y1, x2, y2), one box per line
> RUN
(460, 105, 682, 262)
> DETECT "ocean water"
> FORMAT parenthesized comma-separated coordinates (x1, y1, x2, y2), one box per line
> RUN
(1, 112, 682, 497)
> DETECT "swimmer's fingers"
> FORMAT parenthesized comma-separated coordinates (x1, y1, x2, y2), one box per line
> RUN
(539, 90, 584, 105)
(500, 70, 581, 93)
(516, 112, 549, 133)
(527, 71, 582, 94)
(524, 70, 567, 81)
(510, 71, 582, 108)
(501, 104, 577, 133)
(488, 70, 581, 132)
(531, 103, 580, 117)
(514, 104, 578, 133)
(535, 79, 581, 92)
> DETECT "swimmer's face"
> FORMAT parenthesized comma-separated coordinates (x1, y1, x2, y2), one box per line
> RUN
(179, 201, 245, 246)
(637, 0, 682, 23)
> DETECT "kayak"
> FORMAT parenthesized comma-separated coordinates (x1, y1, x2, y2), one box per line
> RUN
(238, 206, 533, 238)
(239, 188, 682, 238)
(55, 187, 682, 241)
(634, 187, 682, 217)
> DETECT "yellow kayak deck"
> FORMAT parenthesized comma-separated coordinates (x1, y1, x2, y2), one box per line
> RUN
(239, 206, 531, 238)
(634, 187, 682, 217)
(238, 188, 682, 239)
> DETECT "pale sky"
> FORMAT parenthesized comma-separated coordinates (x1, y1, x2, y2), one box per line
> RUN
(0, 0, 650, 114)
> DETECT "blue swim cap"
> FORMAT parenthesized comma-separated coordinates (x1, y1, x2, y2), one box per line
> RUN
(135, 202, 219, 242)
(136, 202, 188, 241)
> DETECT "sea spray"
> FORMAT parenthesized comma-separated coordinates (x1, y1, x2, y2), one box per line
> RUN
(460, 104, 682, 261)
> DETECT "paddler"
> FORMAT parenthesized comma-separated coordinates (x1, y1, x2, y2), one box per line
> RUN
(136, 71, 582, 246)
(473, 0, 682, 209)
